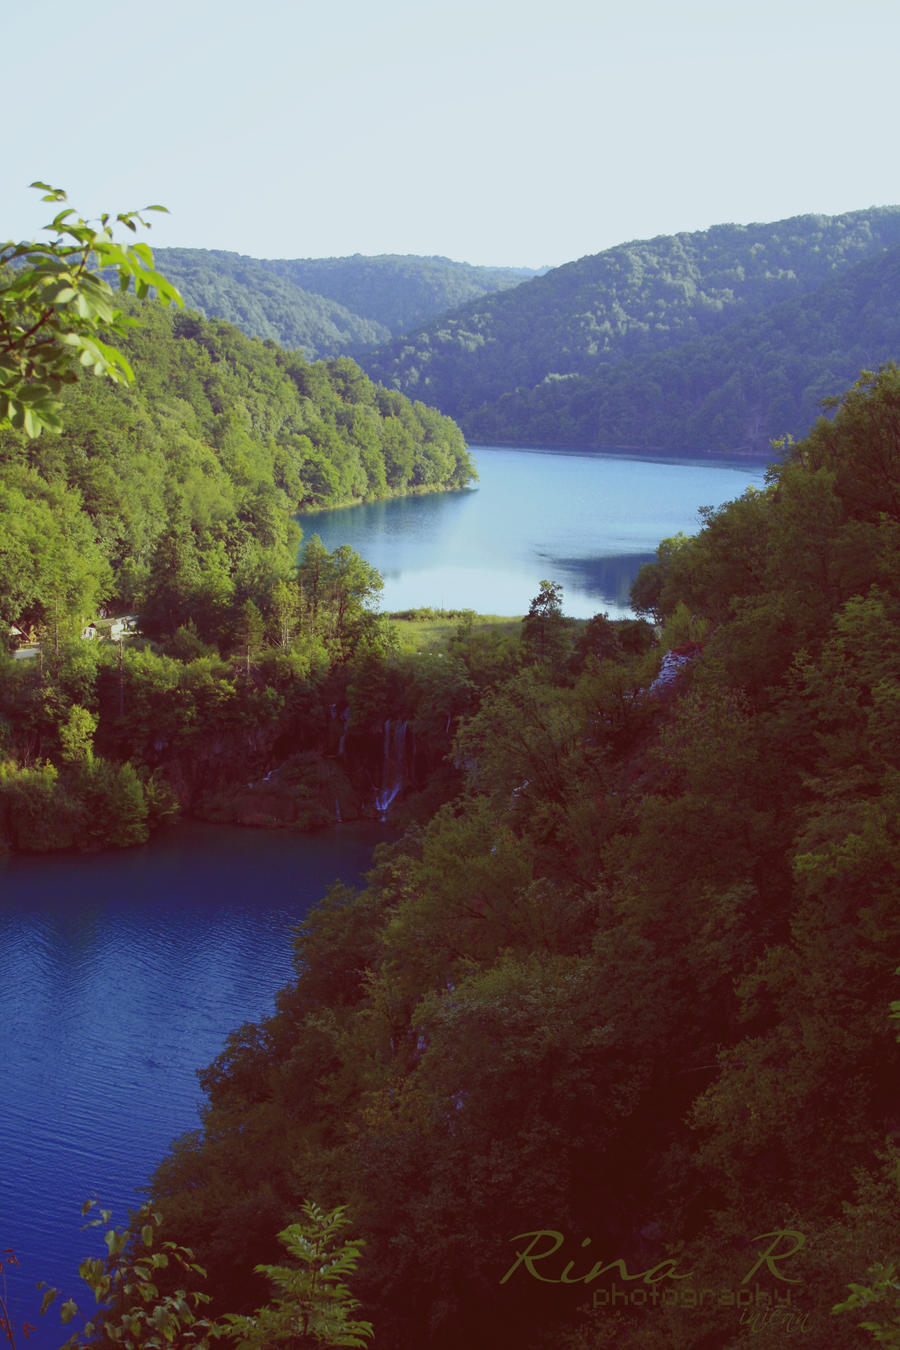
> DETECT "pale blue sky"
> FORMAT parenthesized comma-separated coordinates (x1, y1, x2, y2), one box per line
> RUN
(4, 0, 898, 268)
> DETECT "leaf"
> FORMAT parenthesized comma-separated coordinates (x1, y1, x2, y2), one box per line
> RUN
(40, 1286, 59, 1314)
(60, 1299, 78, 1325)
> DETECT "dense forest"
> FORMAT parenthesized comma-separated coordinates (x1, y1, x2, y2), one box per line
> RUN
(100, 366, 900, 1350)
(361, 208, 900, 454)
(152, 250, 538, 361)
(150, 212, 900, 457)
(2, 203, 898, 1350)
(0, 294, 472, 642)
(464, 242, 900, 453)
(0, 296, 473, 851)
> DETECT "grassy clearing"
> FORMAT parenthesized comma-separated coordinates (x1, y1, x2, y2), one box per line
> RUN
(386, 608, 523, 656)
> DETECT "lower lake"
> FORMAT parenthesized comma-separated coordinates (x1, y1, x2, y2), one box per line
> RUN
(0, 821, 389, 1347)
(0, 444, 770, 1346)
(300, 444, 770, 618)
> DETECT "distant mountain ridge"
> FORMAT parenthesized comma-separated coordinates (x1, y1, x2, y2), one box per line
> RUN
(358, 207, 900, 454)
(153, 249, 539, 361)
(255, 253, 539, 336)
(463, 239, 900, 454)
(156, 210, 900, 457)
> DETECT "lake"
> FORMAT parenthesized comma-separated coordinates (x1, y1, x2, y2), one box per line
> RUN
(0, 821, 388, 1347)
(300, 444, 770, 618)
(0, 444, 769, 1346)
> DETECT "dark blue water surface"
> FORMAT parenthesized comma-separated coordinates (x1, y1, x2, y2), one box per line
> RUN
(301, 445, 769, 618)
(0, 821, 387, 1347)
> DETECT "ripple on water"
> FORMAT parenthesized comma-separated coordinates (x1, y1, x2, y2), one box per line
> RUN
(1, 820, 386, 1350)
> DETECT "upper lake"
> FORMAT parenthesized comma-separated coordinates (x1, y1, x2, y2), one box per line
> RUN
(300, 444, 770, 618)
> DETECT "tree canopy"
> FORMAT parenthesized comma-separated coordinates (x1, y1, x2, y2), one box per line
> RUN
(361, 208, 900, 455)
(143, 367, 900, 1349)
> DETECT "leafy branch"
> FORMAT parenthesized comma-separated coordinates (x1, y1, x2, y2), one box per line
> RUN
(0, 183, 181, 438)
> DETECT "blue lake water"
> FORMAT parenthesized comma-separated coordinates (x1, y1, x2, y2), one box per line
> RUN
(0, 445, 770, 1346)
(300, 445, 769, 618)
(0, 821, 388, 1347)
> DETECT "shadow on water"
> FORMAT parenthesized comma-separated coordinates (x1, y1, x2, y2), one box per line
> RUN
(538, 551, 658, 615)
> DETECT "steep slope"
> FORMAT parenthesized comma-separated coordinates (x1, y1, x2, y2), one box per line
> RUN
(145, 367, 900, 1350)
(466, 242, 900, 453)
(151, 249, 391, 358)
(360, 208, 900, 449)
(0, 296, 473, 645)
(259, 254, 538, 336)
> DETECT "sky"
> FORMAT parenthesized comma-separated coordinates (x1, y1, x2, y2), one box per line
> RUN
(4, 0, 899, 270)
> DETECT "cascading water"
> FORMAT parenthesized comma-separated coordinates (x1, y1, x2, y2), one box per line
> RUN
(375, 718, 409, 815)
(338, 708, 350, 756)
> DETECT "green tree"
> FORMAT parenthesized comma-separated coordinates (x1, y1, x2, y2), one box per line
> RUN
(58, 704, 97, 764)
(0, 183, 180, 437)
(327, 545, 384, 660)
(521, 580, 571, 667)
(216, 1202, 373, 1350)
(271, 578, 300, 650)
(235, 599, 265, 681)
(39, 1200, 212, 1349)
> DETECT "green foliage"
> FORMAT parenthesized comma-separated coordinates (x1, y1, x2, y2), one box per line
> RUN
(59, 704, 97, 763)
(362, 208, 900, 454)
(152, 249, 538, 360)
(521, 580, 572, 667)
(216, 1202, 373, 1349)
(39, 1200, 212, 1349)
(830, 1010, 900, 1347)
(833, 1263, 900, 1346)
(143, 368, 900, 1349)
(296, 538, 386, 661)
(0, 184, 180, 437)
(0, 287, 472, 651)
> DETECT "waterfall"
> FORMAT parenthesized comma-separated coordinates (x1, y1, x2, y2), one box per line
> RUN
(375, 718, 409, 815)
(338, 708, 350, 757)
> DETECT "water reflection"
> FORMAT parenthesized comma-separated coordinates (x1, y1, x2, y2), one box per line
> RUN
(300, 446, 766, 619)
(544, 551, 659, 612)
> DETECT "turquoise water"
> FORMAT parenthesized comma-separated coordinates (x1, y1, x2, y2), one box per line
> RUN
(300, 445, 769, 618)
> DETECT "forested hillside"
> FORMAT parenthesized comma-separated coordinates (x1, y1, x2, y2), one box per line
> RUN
(3, 202, 897, 1349)
(466, 242, 900, 453)
(153, 249, 537, 360)
(136, 367, 900, 1350)
(256, 253, 539, 336)
(0, 295, 472, 647)
(361, 208, 900, 453)
(0, 297, 474, 851)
